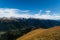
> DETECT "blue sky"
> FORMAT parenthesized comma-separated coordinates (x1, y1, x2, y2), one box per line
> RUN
(0, 0, 60, 13)
(0, 0, 60, 20)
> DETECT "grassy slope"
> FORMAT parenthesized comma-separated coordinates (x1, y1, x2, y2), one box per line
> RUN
(17, 26, 60, 40)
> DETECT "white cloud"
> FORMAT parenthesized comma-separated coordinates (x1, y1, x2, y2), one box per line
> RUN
(45, 10, 51, 15)
(0, 8, 60, 20)
(20, 10, 30, 12)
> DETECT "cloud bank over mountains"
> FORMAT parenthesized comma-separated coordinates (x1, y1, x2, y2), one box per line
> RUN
(0, 8, 60, 20)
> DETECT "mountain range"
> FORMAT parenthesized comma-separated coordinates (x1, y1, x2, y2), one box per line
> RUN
(0, 17, 60, 40)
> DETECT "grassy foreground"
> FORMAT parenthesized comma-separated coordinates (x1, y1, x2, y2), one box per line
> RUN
(17, 26, 60, 40)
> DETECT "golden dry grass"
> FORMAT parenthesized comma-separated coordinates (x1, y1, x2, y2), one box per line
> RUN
(17, 26, 60, 40)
